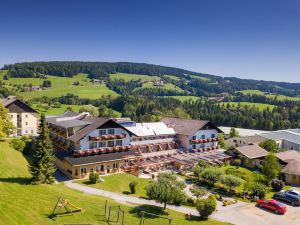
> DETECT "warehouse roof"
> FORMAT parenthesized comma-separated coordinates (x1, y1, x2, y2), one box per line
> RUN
(259, 129, 300, 145)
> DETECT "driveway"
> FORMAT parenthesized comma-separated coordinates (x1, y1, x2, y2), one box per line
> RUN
(64, 181, 300, 225)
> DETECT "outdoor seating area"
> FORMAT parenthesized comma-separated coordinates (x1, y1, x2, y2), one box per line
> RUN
(171, 149, 231, 169)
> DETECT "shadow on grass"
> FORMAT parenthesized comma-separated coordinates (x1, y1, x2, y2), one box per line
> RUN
(122, 191, 131, 195)
(0, 177, 31, 185)
(129, 204, 168, 219)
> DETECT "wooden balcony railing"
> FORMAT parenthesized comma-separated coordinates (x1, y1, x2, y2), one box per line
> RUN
(89, 133, 126, 141)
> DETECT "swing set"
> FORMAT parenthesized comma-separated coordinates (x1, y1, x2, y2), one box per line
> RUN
(50, 196, 82, 220)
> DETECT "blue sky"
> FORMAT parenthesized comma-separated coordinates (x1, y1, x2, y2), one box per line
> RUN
(0, 0, 299, 82)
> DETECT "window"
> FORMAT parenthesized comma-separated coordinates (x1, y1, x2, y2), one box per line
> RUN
(108, 129, 114, 135)
(98, 141, 106, 148)
(90, 142, 97, 149)
(116, 140, 122, 146)
(31, 130, 33, 134)
(99, 129, 106, 135)
(25, 130, 28, 134)
(201, 135, 205, 139)
(107, 140, 114, 147)
(113, 163, 119, 169)
(201, 143, 205, 148)
(211, 134, 215, 138)
(81, 167, 87, 174)
(96, 165, 100, 172)
(25, 114, 28, 118)
(192, 144, 196, 149)
(192, 136, 196, 140)
(100, 165, 104, 171)
(25, 122, 28, 125)
(90, 168, 94, 173)
(10, 114, 13, 118)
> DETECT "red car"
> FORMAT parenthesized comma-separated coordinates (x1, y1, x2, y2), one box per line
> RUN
(257, 199, 287, 214)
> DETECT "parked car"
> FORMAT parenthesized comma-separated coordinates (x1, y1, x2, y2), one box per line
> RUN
(257, 199, 287, 214)
(286, 189, 300, 197)
(273, 190, 300, 206)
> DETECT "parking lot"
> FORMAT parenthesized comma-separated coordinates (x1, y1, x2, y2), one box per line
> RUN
(212, 201, 300, 225)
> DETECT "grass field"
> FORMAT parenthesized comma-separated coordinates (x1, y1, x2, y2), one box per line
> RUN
(32, 103, 83, 115)
(189, 74, 210, 81)
(140, 82, 184, 92)
(164, 75, 180, 81)
(110, 72, 160, 81)
(0, 73, 119, 99)
(165, 95, 200, 101)
(239, 89, 300, 101)
(221, 102, 275, 111)
(76, 173, 151, 197)
(0, 141, 229, 225)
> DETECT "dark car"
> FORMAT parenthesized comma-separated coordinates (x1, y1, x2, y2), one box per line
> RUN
(273, 190, 300, 206)
(257, 199, 287, 214)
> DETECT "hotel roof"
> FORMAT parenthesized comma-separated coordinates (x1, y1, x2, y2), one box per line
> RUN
(124, 122, 175, 137)
(235, 145, 268, 159)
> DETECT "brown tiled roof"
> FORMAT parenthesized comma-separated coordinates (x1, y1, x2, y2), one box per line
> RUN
(161, 117, 223, 136)
(235, 145, 268, 159)
(60, 151, 138, 166)
(275, 150, 300, 163)
(282, 159, 300, 176)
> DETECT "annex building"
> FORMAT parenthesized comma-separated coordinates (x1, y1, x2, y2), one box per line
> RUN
(46, 112, 227, 178)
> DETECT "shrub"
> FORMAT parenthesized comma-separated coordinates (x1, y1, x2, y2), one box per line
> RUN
(200, 168, 224, 186)
(184, 197, 195, 207)
(10, 138, 26, 152)
(89, 172, 99, 184)
(196, 195, 217, 220)
(271, 179, 285, 192)
(232, 159, 241, 168)
(189, 186, 207, 198)
(245, 182, 268, 199)
(220, 174, 243, 192)
(129, 181, 137, 194)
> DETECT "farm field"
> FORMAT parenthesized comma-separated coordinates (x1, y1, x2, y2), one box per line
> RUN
(75, 173, 151, 198)
(221, 102, 275, 111)
(165, 95, 200, 101)
(0, 141, 230, 225)
(164, 74, 180, 81)
(189, 74, 210, 81)
(0, 72, 119, 99)
(110, 72, 160, 81)
(239, 89, 300, 101)
(140, 82, 184, 92)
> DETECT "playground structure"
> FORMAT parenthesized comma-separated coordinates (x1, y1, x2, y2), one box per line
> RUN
(104, 200, 125, 225)
(50, 196, 82, 220)
(139, 211, 172, 225)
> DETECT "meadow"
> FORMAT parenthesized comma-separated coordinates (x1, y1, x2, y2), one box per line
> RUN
(165, 95, 200, 101)
(0, 141, 230, 225)
(0, 72, 119, 99)
(221, 102, 275, 111)
(239, 89, 300, 101)
(110, 72, 160, 81)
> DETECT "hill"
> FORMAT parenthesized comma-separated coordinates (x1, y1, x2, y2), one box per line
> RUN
(3, 61, 300, 97)
(0, 141, 228, 225)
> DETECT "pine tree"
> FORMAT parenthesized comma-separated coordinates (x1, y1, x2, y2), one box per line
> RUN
(29, 114, 56, 184)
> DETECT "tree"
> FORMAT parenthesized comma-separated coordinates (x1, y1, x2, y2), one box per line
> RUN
(129, 181, 137, 194)
(200, 168, 224, 186)
(0, 103, 14, 138)
(195, 195, 217, 220)
(261, 153, 281, 183)
(98, 105, 118, 117)
(79, 105, 99, 116)
(28, 114, 56, 184)
(42, 80, 51, 88)
(229, 128, 239, 138)
(271, 179, 285, 192)
(89, 172, 99, 184)
(218, 133, 226, 149)
(146, 172, 186, 209)
(259, 139, 279, 152)
(190, 186, 208, 199)
(221, 174, 243, 192)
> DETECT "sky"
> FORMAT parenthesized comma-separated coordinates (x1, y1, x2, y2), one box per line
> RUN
(0, 0, 300, 82)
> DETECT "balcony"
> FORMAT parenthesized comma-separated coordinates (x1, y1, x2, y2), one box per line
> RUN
(191, 137, 219, 144)
(89, 133, 126, 141)
(73, 145, 134, 157)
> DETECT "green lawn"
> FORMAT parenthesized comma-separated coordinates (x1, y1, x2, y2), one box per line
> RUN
(221, 102, 275, 111)
(0, 141, 229, 225)
(32, 103, 83, 115)
(239, 89, 300, 101)
(110, 72, 160, 82)
(0, 73, 119, 99)
(76, 173, 151, 197)
(165, 95, 200, 101)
